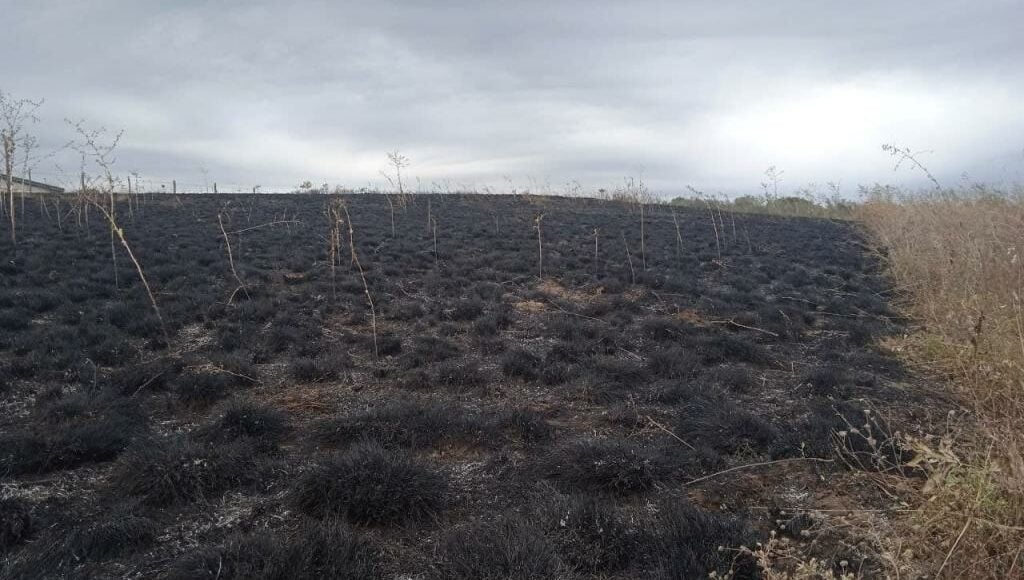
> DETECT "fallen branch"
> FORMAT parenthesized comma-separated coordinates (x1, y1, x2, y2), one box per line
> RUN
(937, 517, 972, 577)
(647, 416, 696, 451)
(683, 457, 835, 486)
(707, 318, 780, 337)
(225, 219, 301, 235)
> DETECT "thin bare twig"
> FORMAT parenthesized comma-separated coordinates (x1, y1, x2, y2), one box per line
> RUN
(707, 318, 780, 337)
(683, 457, 835, 486)
(225, 220, 301, 235)
(937, 517, 972, 577)
(647, 416, 696, 451)
(218, 213, 249, 304)
(339, 202, 378, 360)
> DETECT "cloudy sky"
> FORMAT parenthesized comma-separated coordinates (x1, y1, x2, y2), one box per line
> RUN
(4, 1, 1022, 196)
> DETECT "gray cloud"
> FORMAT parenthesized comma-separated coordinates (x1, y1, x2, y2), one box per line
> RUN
(4, 0, 1023, 195)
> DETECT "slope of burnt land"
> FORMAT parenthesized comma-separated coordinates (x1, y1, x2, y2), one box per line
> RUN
(0, 194, 938, 578)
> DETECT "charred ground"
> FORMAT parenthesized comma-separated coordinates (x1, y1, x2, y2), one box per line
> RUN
(0, 194, 937, 578)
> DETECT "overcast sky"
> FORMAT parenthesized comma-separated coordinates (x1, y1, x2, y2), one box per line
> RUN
(4, 1, 1023, 196)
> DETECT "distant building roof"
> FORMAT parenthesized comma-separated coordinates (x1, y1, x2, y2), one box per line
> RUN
(0, 174, 65, 193)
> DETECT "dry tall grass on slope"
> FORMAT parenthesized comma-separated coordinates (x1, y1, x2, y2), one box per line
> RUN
(859, 191, 1024, 579)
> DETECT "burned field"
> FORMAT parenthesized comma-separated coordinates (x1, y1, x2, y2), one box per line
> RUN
(0, 194, 928, 578)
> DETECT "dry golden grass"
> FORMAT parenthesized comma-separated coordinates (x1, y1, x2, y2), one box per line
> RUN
(858, 190, 1024, 578)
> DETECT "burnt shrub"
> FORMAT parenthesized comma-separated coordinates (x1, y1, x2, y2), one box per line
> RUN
(264, 323, 303, 353)
(647, 347, 701, 379)
(779, 512, 816, 538)
(641, 317, 692, 343)
(847, 319, 884, 346)
(770, 408, 835, 459)
(539, 439, 660, 495)
(389, 299, 425, 323)
(400, 335, 459, 369)
(472, 314, 501, 336)
(770, 398, 907, 466)
(651, 381, 700, 403)
(436, 516, 564, 580)
(540, 361, 571, 385)
(475, 336, 507, 355)
(106, 358, 181, 396)
(589, 329, 621, 355)
(675, 396, 778, 455)
(38, 392, 88, 423)
(290, 350, 352, 382)
(547, 316, 598, 342)
(46, 403, 148, 466)
(63, 513, 158, 561)
(545, 342, 585, 364)
(293, 442, 448, 525)
(706, 365, 756, 394)
(389, 300, 425, 321)
(376, 333, 402, 356)
(167, 533, 279, 580)
(196, 401, 290, 447)
(21, 290, 61, 314)
(86, 335, 137, 367)
(755, 304, 811, 340)
(0, 308, 31, 332)
(844, 350, 905, 377)
(495, 409, 554, 445)
(110, 437, 260, 506)
(501, 347, 541, 381)
(108, 303, 162, 339)
(174, 369, 232, 404)
(655, 440, 727, 479)
(538, 495, 641, 573)
(314, 400, 493, 450)
(166, 521, 381, 580)
(605, 404, 649, 429)
(0, 396, 148, 475)
(0, 498, 33, 552)
(434, 360, 488, 392)
(0, 434, 48, 476)
(802, 364, 850, 397)
(686, 333, 771, 366)
(398, 368, 433, 391)
(648, 498, 758, 579)
(586, 357, 650, 403)
(448, 297, 485, 321)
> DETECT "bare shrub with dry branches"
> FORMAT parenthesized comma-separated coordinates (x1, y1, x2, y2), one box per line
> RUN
(859, 188, 1024, 578)
(1, 89, 43, 243)
(69, 120, 169, 346)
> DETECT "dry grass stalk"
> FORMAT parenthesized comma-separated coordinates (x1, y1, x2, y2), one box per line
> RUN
(859, 190, 1024, 578)
(385, 194, 396, 237)
(621, 231, 636, 285)
(534, 213, 544, 278)
(430, 214, 438, 265)
(672, 210, 683, 258)
(326, 200, 343, 301)
(218, 211, 249, 304)
(339, 201, 378, 360)
(705, 199, 722, 260)
(96, 202, 170, 346)
(68, 120, 170, 347)
(639, 202, 646, 270)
